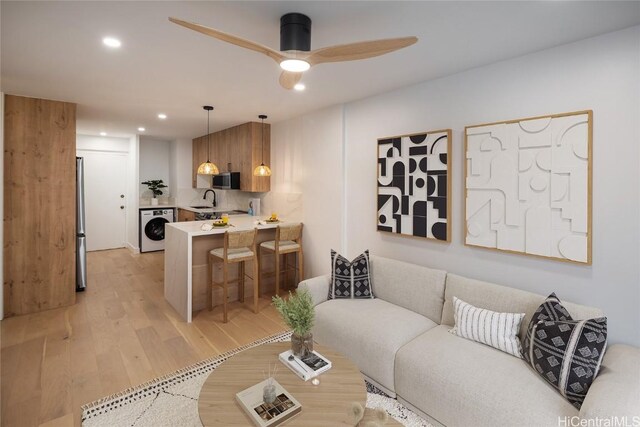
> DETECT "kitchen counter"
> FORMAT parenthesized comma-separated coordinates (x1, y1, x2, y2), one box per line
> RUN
(164, 215, 297, 322)
(139, 204, 176, 209)
(176, 205, 248, 214)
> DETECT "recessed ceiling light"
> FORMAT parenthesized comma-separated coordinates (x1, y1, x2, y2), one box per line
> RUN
(138, 127, 146, 132)
(99, 132, 107, 136)
(280, 59, 310, 72)
(157, 113, 167, 120)
(294, 83, 306, 91)
(102, 37, 121, 48)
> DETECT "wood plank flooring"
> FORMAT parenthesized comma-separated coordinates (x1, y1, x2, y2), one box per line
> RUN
(1, 248, 287, 427)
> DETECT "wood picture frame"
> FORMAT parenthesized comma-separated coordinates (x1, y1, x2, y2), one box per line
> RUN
(464, 110, 592, 264)
(377, 129, 452, 243)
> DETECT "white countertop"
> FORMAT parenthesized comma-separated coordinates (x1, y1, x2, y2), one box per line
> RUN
(166, 214, 287, 237)
(139, 204, 176, 209)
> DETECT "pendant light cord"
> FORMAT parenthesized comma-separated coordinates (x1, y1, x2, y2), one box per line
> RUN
(207, 109, 211, 162)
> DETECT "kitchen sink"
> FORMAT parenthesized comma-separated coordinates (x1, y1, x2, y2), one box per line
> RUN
(190, 205, 212, 209)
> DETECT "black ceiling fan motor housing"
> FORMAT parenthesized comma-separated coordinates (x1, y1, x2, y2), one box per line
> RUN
(280, 13, 311, 52)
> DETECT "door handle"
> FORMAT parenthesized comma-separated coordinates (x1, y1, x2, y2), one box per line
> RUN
(120, 206, 125, 209)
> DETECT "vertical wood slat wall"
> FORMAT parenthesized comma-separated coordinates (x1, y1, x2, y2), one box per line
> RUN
(3, 95, 77, 316)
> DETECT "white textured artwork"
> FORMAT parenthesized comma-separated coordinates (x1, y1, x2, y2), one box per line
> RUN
(465, 112, 591, 264)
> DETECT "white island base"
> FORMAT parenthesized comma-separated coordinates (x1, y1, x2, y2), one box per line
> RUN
(164, 215, 297, 322)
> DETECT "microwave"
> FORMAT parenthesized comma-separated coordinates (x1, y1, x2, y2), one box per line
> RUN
(212, 172, 240, 189)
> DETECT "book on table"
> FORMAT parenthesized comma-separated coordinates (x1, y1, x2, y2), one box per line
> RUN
(278, 349, 332, 381)
(235, 378, 301, 427)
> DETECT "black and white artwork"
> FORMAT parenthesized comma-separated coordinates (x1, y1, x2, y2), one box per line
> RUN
(377, 130, 451, 241)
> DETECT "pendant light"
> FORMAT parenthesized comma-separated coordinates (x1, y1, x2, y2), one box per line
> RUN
(253, 114, 272, 177)
(197, 105, 220, 175)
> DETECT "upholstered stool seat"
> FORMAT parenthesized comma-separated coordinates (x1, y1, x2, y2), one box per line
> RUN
(259, 224, 304, 297)
(208, 229, 259, 323)
(210, 247, 254, 261)
(259, 240, 300, 253)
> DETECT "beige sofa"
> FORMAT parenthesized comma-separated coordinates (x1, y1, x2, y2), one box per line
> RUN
(299, 255, 640, 427)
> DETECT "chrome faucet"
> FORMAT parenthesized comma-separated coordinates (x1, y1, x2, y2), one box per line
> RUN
(203, 189, 217, 207)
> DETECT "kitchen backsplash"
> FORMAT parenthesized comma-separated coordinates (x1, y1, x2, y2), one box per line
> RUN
(169, 188, 303, 221)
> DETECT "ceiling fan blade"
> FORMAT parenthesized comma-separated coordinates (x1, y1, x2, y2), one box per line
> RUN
(279, 71, 303, 90)
(169, 17, 285, 64)
(306, 36, 418, 65)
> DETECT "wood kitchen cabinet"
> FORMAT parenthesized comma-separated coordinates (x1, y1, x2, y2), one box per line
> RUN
(4, 95, 77, 316)
(192, 121, 270, 192)
(177, 208, 196, 222)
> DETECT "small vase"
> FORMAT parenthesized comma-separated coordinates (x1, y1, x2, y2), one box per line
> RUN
(263, 383, 276, 404)
(291, 333, 313, 358)
(151, 198, 159, 206)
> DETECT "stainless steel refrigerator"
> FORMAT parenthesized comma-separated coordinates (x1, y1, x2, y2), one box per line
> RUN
(76, 157, 87, 291)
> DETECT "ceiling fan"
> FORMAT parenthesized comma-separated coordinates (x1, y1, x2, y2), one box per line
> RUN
(169, 13, 418, 90)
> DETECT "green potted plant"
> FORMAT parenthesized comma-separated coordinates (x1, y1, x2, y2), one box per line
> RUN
(272, 290, 315, 357)
(141, 179, 168, 205)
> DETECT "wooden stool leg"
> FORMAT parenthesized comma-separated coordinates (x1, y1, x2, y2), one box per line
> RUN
(223, 261, 229, 323)
(207, 254, 213, 311)
(253, 255, 259, 314)
(238, 262, 244, 303)
(275, 251, 280, 297)
(298, 250, 304, 286)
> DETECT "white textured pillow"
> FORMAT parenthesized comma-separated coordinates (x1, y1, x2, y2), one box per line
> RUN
(450, 296, 525, 358)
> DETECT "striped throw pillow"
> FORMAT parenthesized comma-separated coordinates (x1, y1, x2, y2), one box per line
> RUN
(450, 297, 525, 358)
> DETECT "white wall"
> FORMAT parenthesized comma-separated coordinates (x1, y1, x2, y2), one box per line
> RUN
(271, 105, 345, 278)
(273, 26, 640, 346)
(139, 137, 171, 198)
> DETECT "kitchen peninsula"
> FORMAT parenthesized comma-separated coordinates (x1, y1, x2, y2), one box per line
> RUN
(164, 215, 288, 322)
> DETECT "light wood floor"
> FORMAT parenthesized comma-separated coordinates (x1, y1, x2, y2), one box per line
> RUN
(1, 248, 287, 427)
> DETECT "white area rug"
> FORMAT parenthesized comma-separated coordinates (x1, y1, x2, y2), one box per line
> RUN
(81, 331, 431, 426)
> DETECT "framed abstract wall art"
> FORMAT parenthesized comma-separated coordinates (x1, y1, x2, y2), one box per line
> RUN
(465, 110, 592, 264)
(377, 129, 451, 242)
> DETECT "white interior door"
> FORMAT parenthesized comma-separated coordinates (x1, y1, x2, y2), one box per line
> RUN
(78, 150, 128, 251)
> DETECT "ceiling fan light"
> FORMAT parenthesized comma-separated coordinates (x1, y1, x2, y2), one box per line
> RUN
(253, 164, 272, 177)
(280, 59, 310, 72)
(197, 161, 219, 175)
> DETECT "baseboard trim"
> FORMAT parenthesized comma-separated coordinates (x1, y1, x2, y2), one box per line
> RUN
(126, 242, 140, 254)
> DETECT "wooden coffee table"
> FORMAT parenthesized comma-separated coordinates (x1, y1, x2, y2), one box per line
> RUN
(198, 342, 367, 426)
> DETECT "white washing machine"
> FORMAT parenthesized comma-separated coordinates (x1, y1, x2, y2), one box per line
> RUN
(139, 208, 175, 252)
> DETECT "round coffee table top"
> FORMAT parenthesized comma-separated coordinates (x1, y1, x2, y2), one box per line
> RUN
(198, 342, 367, 426)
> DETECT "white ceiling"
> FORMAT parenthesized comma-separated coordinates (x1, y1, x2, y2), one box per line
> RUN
(2, 1, 639, 140)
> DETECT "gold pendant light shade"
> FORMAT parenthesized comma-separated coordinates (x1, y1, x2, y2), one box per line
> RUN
(197, 161, 220, 175)
(253, 114, 271, 177)
(253, 163, 272, 177)
(197, 105, 219, 175)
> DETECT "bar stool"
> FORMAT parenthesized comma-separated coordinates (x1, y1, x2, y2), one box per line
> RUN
(259, 223, 304, 297)
(208, 229, 259, 323)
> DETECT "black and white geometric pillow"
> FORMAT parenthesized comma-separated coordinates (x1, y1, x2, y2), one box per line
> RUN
(523, 294, 607, 409)
(523, 293, 572, 364)
(328, 250, 374, 300)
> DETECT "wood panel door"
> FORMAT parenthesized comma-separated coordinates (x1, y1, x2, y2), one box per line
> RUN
(77, 150, 127, 251)
(4, 95, 76, 316)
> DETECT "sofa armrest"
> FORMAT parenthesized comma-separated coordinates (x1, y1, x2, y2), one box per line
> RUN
(298, 275, 330, 307)
(580, 344, 640, 420)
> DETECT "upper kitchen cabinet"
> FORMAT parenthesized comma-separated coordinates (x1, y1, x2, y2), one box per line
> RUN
(4, 95, 77, 316)
(192, 135, 212, 189)
(192, 121, 270, 192)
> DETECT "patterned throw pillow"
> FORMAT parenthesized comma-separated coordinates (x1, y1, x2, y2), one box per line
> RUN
(522, 293, 608, 409)
(450, 297, 525, 358)
(328, 250, 374, 299)
(523, 292, 572, 363)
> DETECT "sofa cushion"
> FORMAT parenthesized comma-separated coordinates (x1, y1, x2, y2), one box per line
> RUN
(312, 298, 437, 394)
(329, 250, 373, 299)
(451, 296, 525, 358)
(442, 274, 603, 340)
(370, 255, 446, 324)
(395, 325, 579, 427)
